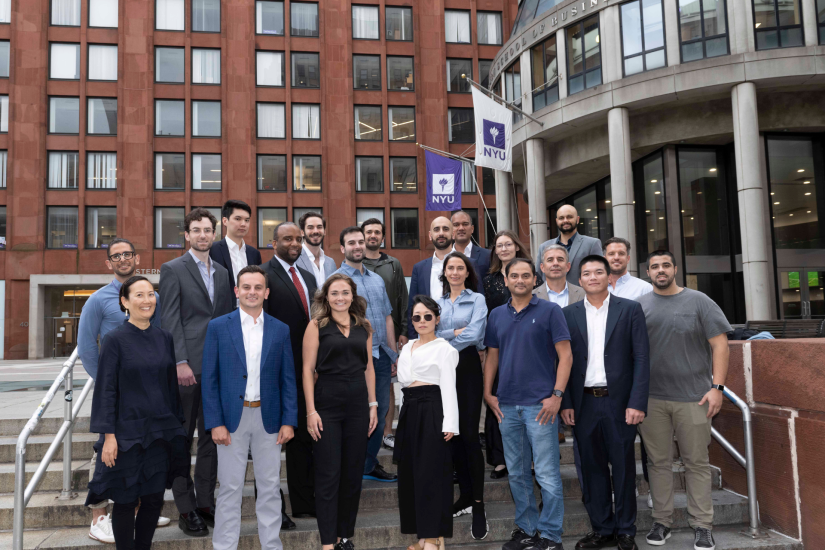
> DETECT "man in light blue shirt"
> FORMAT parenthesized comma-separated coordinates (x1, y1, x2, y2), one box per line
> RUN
(604, 237, 653, 301)
(534, 244, 585, 308)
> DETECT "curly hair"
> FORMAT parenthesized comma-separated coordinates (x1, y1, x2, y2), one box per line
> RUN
(311, 273, 372, 333)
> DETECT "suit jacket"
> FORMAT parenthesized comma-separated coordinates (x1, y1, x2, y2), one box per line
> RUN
(260, 257, 318, 391)
(561, 295, 650, 420)
(534, 282, 586, 305)
(159, 253, 234, 376)
(201, 309, 298, 434)
(466, 245, 493, 279)
(537, 233, 604, 285)
(295, 247, 337, 286)
(210, 238, 263, 299)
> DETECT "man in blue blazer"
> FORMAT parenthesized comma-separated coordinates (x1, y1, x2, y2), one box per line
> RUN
(560, 255, 649, 550)
(452, 210, 492, 278)
(210, 200, 263, 301)
(202, 265, 298, 550)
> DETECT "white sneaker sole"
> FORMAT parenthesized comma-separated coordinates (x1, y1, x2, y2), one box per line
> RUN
(693, 543, 715, 550)
(157, 516, 171, 527)
(471, 519, 490, 540)
(89, 532, 115, 544)
(453, 505, 471, 518)
(646, 532, 671, 546)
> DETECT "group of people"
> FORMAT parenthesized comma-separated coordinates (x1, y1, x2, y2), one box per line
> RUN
(76, 200, 731, 550)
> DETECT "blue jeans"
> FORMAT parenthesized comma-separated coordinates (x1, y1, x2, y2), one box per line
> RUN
(500, 404, 564, 543)
(364, 348, 392, 474)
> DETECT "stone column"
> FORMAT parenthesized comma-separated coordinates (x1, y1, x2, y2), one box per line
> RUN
(525, 139, 547, 261)
(731, 82, 772, 320)
(607, 107, 639, 275)
(801, 0, 818, 47)
(556, 29, 568, 100)
(663, 0, 681, 65)
(494, 169, 513, 232)
(600, 6, 623, 84)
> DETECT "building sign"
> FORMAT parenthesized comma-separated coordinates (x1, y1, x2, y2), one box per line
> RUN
(136, 269, 161, 275)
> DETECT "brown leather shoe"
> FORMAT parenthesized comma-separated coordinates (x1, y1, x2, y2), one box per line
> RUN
(558, 431, 566, 444)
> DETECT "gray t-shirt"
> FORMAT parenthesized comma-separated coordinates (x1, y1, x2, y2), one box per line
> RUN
(636, 288, 732, 402)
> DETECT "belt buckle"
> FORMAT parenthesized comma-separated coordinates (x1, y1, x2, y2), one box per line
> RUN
(594, 388, 608, 397)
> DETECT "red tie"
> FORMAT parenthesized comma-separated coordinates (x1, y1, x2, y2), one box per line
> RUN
(289, 267, 309, 317)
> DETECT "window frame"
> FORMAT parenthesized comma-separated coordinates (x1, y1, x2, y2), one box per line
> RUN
(390, 208, 420, 249)
(352, 4, 380, 41)
(389, 157, 418, 193)
(0, 41, 9, 79)
(87, 97, 118, 136)
(354, 105, 383, 142)
(191, 153, 222, 191)
(85, 151, 117, 190)
(678, 0, 730, 61)
(155, 0, 186, 32)
(446, 58, 473, 93)
(48, 96, 81, 135)
(0, 206, 6, 249)
(255, 0, 285, 35)
(445, 9, 472, 44)
(290, 51, 321, 89)
(479, 59, 493, 89)
(293, 155, 323, 192)
(191, 0, 221, 33)
(256, 154, 288, 192)
(290, 1, 320, 38)
(256, 102, 286, 140)
(49, 42, 81, 81)
(448, 107, 475, 144)
(154, 152, 186, 190)
(154, 206, 187, 249)
(291, 104, 321, 140)
(619, 0, 667, 77)
(566, 15, 602, 96)
(191, 47, 221, 85)
(0, 150, 7, 188)
(46, 206, 80, 249)
(47, 151, 81, 190)
(385, 6, 413, 42)
(530, 35, 560, 112)
(387, 56, 415, 91)
(751, 0, 805, 50)
(258, 207, 288, 248)
(388, 106, 416, 142)
(155, 46, 185, 84)
(255, 50, 286, 87)
(477, 11, 503, 45)
(353, 54, 382, 90)
(87, 44, 118, 82)
(819, 0, 825, 44)
(88, 0, 119, 28)
(154, 99, 185, 137)
(355, 156, 384, 193)
(191, 100, 222, 138)
(50, 0, 82, 27)
(84, 206, 118, 249)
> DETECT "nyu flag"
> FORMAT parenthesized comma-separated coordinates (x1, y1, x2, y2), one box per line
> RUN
(472, 86, 512, 172)
(425, 150, 462, 211)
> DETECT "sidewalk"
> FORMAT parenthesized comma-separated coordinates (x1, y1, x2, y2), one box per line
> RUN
(0, 357, 92, 418)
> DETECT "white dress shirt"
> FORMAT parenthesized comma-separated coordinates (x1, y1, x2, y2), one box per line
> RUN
(545, 281, 570, 308)
(608, 272, 653, 301)
(397, 338, 460, 434)
(583, 293, 610, 387)
(275, 255, 310, 306)
(452, 241, 473, 258)
(430, 253, 446, 300)
(302, 243, 328, 288)
(240, 308, 265, 401)
(226, 237, 248, 285)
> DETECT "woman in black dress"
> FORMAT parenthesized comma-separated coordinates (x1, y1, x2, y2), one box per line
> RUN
(86, 276, 187, 550)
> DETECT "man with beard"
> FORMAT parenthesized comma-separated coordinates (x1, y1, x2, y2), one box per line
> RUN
(536, 205, 603, 285)
(332, 226, 399, 482)
(297, 211, 337, 287)
(160, 208, 234, 536)
(261, 222, 319, 517)
(210, 200, 263, 302)
(78, 238, 168, 542)
(603, 238, 652, 301)
(636, 252, 730, 550)
(451, 210, 492, 281)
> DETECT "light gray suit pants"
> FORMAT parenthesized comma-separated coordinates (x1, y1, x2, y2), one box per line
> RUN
(213, 407, 283, 550)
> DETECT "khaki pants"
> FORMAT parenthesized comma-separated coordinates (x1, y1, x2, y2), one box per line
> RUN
(638, 398, 713, 529)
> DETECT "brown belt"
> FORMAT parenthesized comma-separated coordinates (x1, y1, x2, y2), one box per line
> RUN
(583, 387, 609, 397)
(243, 400, 261, 408)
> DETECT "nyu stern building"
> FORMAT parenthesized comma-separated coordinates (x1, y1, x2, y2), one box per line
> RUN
(489, 0, 825, 324)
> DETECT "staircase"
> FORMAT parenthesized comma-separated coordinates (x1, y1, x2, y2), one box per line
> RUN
(0, 414, 803, 550)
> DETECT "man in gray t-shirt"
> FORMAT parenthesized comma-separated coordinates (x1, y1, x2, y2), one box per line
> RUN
(635, 251, 731, 550)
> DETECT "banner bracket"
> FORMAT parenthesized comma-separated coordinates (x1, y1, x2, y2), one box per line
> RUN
(463, 76, 544, 127)
(416, 143, 475, 164)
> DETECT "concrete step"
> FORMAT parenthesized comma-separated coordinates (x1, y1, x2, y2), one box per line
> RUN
(0, 416, 91, 438)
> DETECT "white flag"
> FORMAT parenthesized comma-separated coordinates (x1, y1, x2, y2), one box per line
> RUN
(471, 86, 512, 173)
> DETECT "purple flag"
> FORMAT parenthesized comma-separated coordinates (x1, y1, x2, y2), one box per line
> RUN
(425, 150, 462, 212)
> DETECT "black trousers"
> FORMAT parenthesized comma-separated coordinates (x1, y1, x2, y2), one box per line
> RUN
(286, 389, 316, 515)
(313, 374, 370, 545)
(111, 491, 164, 550)
(484, 371, 506, 467)
(173, 378, 217, 513)
(452, 348, 485, 503)
(395, 386, 453, 539)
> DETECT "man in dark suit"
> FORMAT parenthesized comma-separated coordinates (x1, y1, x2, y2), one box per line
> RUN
(160, 208, 234, 537)
(261, 222, 318, 519)
(210, 200, 263, 301)
(560, 255, 650, 550)
(451, 210, 492, 280)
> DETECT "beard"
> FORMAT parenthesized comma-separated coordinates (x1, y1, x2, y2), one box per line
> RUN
(558, 223, 575, 235)
(651, 273, 675, 289)
(433, 238, 453, 251)
(345, 250, 364, 263)
(305, 234, 323, 246)
(365, 241, 381, 252)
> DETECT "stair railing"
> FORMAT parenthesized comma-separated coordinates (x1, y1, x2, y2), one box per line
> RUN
(13, 348, 95, 550)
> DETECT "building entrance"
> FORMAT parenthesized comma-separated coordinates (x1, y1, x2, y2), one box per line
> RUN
(43, 287, 98, 358)
(778, 270, 825, 320)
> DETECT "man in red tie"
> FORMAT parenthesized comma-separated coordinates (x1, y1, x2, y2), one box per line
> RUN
(261, 222, 319, 519)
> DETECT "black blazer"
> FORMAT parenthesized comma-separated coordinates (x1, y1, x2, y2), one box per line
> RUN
(260, 257, 318, 391)
(561, 295, 650, 420)
(210, 238, 263, 298)
(468, 245, 493, 279)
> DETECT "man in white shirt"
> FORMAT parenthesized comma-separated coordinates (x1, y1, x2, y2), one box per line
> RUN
(210, 200, 262, 302)
(603, 237, 652, 301)
(534, 244, 586, 308)
(296, 211, 337, 287)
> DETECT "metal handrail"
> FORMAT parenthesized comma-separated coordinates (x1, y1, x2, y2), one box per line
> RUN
(13, 348, 95, 550)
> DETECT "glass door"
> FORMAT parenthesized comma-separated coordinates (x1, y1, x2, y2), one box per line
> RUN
(778, 269, 824, 319)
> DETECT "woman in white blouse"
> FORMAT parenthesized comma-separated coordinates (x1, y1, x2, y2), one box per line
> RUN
(395, 295, 459, 550)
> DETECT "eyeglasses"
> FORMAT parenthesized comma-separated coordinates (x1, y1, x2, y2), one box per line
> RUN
(108, 252, 135, 262)
(496, 242, 515, 250)
(411, 314, 434, 322)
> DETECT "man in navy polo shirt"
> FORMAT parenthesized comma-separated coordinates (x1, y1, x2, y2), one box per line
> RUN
(484, 258, 573, 550)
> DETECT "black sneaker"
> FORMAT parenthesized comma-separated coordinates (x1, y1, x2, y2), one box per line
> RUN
(471, 502, 489, 540)
(645, 523, 671, 546)
(693, 528, 715, 550)
(363, 464, 397, 482)
(525, 537, 563, 550)
(502, 527, 537, 550)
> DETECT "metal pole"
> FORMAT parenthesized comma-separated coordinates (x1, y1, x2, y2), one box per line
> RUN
(710, 427, 746, 467)
(59, 364, 75, 500)
(13, 435, 27, 550)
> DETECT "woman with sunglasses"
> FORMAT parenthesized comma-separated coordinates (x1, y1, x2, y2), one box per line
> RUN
(436, 252, 489, 539)
(395, 295, 459, 550)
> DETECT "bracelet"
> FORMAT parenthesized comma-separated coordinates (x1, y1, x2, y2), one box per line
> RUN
(368, 401, 378, 407)
(307, 411, 318, 418)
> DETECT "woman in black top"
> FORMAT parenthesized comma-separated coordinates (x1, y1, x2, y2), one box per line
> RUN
(86, 276, 187, 550)
(302, 273, 378, 550)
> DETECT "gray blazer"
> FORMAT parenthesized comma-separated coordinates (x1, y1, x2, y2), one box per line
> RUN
(537, 233, 604, 285)
(159, 252, 234, 376)
(295, 247, 337, 287)
(534, 282, 586, 305)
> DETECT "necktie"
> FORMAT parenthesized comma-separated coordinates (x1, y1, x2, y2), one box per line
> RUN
(289, 266, 309, 317)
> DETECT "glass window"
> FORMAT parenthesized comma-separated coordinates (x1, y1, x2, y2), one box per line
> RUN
(257, 51, 285, 86)
(391, 209, 419, 248)
(257, 155, 287, 191)
(87, 98, 117, 135)
(621, 0, 666, 76)
(386, 6, 413, 41)
(155, 207, 186, 248)
(193, 0, 220, 32)
(767, 137, 821, 249)
(679, 0, 729, 61)
(445, 10, 471, 43)
(514, 0, 540, 33)
(536, 0, 564, 20)
(0, 206, 5, 248)
(387, 57, 414, 90)
(356, 157, 383, 192)
(90, 0, 119, 27)
(461, 161, 476, 193)
(0, 95, 6, 132)
(192, 154, 221, 190)
(155, 100, 184, 136)
(482, 167, 495, 195)
(353, 5, 379, 39)
(52, 0, 80, 26)
(753, 0, 804, 49)
(156, 0, 185, 31)
(818, 0, 825, 43)
(256, 1, 284, 34)
(88, 45, 118, 81)
(291, 52, 320, 88)
(192, 101, 221, 137)
(48, 207, 79, 249)
(678, 149, 731, 256)
(573, 187, 600, 238)
(447, 59, 472, 92)
(390, 158, 417, 192)
(86, 207, 117, 249)
(156, 47, 184, 83)
(292, 104, 320, 139)
(389, 107, 415, 141)
(0, 1, 9, 24)
(354, 106, 382, 141)
(293, 207, 323, 223)
(197, 206, 223, 241)
(192, 49, 220, 84)
(87, 152, 117, 189)
(0, 151, 6, 188)
(633, 151, 668, 262)
(353, 55, 381, 90)
(48, 152, 79, 189)
(49, 97, 80, 134)
(531, 36, 559, 111)
(50, 43, 80, 80)
(357, 208, 385, 226)
(257, 103, 285, 138)
(448, 108, 474, 143)
(504, 60, 522, 122)
(155, 153, 185, 189)
(567, 16, 602, 95)
(294, 155, 321, 191)
(291, 2, 319, 37)
(259, 208, 288, 247)
(548, 176, 613, 240)
(479, 60, 493, 89)
(0, 41, 9, 78)
(478, 12, 502, 45)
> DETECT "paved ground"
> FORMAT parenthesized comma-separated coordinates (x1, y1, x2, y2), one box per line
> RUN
(0, 357, 92, 419)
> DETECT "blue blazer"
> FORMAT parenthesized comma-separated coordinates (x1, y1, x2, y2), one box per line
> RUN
(469, 245, 493, 279)
(201, 309, 299, 434)
(560, 295, 650, 420)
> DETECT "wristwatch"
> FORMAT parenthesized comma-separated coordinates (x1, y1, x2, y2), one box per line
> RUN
(552, 389, 564, 398)
(711, 384, 725, 392)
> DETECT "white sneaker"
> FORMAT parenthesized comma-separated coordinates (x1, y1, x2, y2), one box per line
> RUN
(157, 515, 171, 527)
(89, 513, 115, 544)
(382, 434, 395, 449)
(648, 493, 653, 508)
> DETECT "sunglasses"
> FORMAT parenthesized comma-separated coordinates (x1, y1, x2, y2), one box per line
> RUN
(411, 314, 434, 322)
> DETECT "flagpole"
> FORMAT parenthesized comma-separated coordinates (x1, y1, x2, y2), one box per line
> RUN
(463, 75, 544, 127)
(416, 143, 475, 164)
